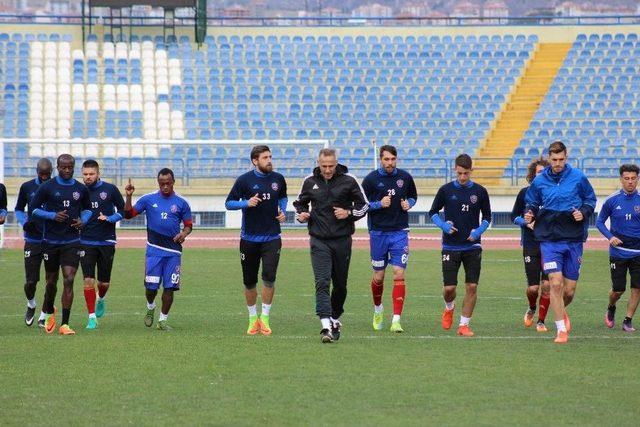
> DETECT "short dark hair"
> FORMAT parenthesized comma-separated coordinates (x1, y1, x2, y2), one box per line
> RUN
(57, 154, 75, 165)
(318, 148, 337, 159)
(36, 157, 52, 172)
(455, 153, 473, 170)
(250, 145, 271, 161)
(157, 168, 175, 181)
(82, 159, 100, 170)
(620, 164, 640, 176)
(548, 140, 567, 155)
(379, 144, 397, 158)
(526, 157, 549, 183)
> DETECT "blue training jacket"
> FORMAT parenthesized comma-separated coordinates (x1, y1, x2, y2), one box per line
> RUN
(524, 164, 596, 243)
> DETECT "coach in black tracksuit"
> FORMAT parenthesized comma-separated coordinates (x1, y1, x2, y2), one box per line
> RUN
(293, 148, 368, 343)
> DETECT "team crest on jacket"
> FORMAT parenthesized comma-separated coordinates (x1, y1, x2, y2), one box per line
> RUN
(170, 204, 178, 213)
(635, 206, 640, 214)
(271, 182, 279, 191)
(470, 195, 478, 204)
(72, 191, 80, 200)
(396, 179, 404, 188)
(99, 191, 108, 200)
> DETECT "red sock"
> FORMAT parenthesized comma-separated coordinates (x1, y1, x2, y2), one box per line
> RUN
(97, 283, 109, 299)
(84, 287, 96, 314)
(392, 279, 406, 316)
(527, 291, 538, 310)
(371, 279, 384, 306)
(538, 294, 550, 322)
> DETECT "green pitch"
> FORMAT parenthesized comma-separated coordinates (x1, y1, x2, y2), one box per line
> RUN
(1, 248, 638, 425)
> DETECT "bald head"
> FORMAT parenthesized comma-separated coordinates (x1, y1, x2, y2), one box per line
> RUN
(36, 158, 52, 182)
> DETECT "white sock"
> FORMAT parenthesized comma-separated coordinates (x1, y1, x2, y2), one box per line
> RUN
(159, 312, 168, 322)
(555, 319, 566, 332)
(392, 314, 401, 323)
(459, 316, 470, 326)
(330, 317, 341, 327)
(321, 317, 331, 330)
(38, 311, 46, 321)
(27, 298, 37, 309)
(445, 301, 455, 310)
(147, 302, 156, 310)
(89, 313, 97, 319)
(261, 303, 271, 316)
(374, 304, 383, 313)
(247, 304, 257, 317)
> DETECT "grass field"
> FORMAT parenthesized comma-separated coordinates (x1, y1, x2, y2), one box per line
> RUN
(1, 247, 639, 426)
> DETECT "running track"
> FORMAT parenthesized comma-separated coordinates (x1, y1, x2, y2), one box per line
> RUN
(1, 231, 612, 250)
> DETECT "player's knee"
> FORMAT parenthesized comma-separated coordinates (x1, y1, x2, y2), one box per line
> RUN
(466, 283, 478, 294)
(244, 282, 257, 290)
(262, 280, 275, 288)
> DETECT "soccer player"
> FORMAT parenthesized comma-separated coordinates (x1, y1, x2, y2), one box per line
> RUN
(124, 169, 192, 331)
(428, 154, 491, 337)
(525, 141, 597, 344)
(596, 164, 640, 332)
(80, 160, 125, 329)
(362, 145, 417, 332)
(14, 158, 52, 327)
(293, 148, 368, 343)
(30, 154, 92, 335)
(225, 145, 287, 336)
(510, 158, 551, 332)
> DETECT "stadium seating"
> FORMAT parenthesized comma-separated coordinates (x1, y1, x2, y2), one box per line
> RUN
(513, 33, 640, 178)
(1, 31, 537, 177)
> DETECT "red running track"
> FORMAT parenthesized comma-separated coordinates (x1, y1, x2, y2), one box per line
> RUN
(1, 230, 611, 250)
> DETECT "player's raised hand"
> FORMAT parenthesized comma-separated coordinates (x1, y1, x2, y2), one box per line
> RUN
(98, 211, 107, 221)
(610, 236, 623, 247)
(400, 198, 411, 211)
(276, 207, 286, 223)
(297, 211, 310, 223)
(524, 210, 534, 223)
(247, 193, 262, 208)
(54, 210, 69, 222)
(572, 208, 584, 222)
(333, 206, 349, 219)
(125, 178, 135, 196)
(526, 221, 535, 231)
(380, 195, 392, 208)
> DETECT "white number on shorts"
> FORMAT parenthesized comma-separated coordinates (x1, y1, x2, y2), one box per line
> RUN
(524, 256, 531, 263)
(610, 263, 616, 270)
(161, 212, 168, 219)
(442, 254, 450, 261)
(171, 273, 180, 284)
(24, 250, 31, 258)
(43, 253, 49, 261)
(401, 253, 408, 264)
